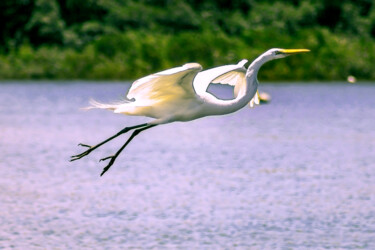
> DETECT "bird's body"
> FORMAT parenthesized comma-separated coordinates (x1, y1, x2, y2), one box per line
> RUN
(89, 59, 254, 123)
(71, 48, 309, 176)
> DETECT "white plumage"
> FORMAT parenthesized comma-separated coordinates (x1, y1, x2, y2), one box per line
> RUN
(72, 48, 310, 176)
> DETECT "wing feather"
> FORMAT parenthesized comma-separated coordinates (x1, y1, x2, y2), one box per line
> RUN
(126, 63, 202, 106)
(194, 59, 260, 108)
(193, 59, 248, 97)
(211, 70, 245, 86)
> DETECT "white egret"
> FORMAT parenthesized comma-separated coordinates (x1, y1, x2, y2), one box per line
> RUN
(71, 48, 310, 176)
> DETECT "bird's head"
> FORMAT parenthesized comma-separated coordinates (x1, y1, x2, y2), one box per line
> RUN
(266, 48, 310, 60)
(248, 48, 310, 71)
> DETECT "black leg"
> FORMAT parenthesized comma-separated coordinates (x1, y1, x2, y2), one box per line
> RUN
(70, 123, 148, 162)
(99, 124, 156, 176)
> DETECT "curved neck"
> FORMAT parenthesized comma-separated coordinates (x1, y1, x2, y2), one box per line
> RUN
(207, 53, 272, 115)
(204, 72, 257, 116)
(248, 52, 271, 72)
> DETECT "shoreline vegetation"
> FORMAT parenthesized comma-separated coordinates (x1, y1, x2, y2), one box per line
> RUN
(1, 0, 375, 81)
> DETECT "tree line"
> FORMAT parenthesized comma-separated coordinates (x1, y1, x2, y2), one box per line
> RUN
(1, 0, 375, 80)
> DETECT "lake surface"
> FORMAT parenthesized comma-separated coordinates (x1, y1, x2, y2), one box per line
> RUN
(1, 82, 375, 249)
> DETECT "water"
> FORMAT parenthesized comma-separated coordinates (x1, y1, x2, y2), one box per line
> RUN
(1, 82, 375, 249)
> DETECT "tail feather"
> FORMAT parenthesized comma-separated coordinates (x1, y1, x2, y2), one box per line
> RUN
(83, 99, 128, 111)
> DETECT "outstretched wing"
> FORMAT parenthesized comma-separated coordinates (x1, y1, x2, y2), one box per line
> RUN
(126, 63, 203, 106)
(193, 59, 247, 98)
(194, 59, 260, 108)
(211, 67, 246, 98)
(211, 65, 260, 108)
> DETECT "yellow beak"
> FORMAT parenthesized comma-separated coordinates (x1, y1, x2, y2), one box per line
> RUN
(279, 49, 310, 55)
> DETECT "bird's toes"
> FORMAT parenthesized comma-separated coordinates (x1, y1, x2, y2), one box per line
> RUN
(70, 155, 82, 161)
(70, 150, 90, 161)
(99, 155, 114, 162)
(78, 143, 92, 148)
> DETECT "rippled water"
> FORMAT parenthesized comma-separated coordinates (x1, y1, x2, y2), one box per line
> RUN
(1, 82, 375, 249)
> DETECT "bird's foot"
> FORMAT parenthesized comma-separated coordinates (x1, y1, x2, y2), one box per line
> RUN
(99, 155, 117, 176)
(99, 155, 114, 162)
(70, 143, 94, 161)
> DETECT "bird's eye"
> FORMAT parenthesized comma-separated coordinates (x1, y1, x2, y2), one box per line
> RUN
(274, 51, 282, 55)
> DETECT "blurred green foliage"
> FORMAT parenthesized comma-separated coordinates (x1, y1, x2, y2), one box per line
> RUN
(0, 0, 375, 80)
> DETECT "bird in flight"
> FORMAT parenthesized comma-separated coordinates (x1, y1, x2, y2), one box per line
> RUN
(71, 48, 309, 176)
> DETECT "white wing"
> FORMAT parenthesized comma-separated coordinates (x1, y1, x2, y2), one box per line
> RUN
(211, 68, 247, 98)
(211, 63, 260, 108)
(193, 59, 248, 98)
(126, 63, 202, 106)
(193, 59, 260, 108)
